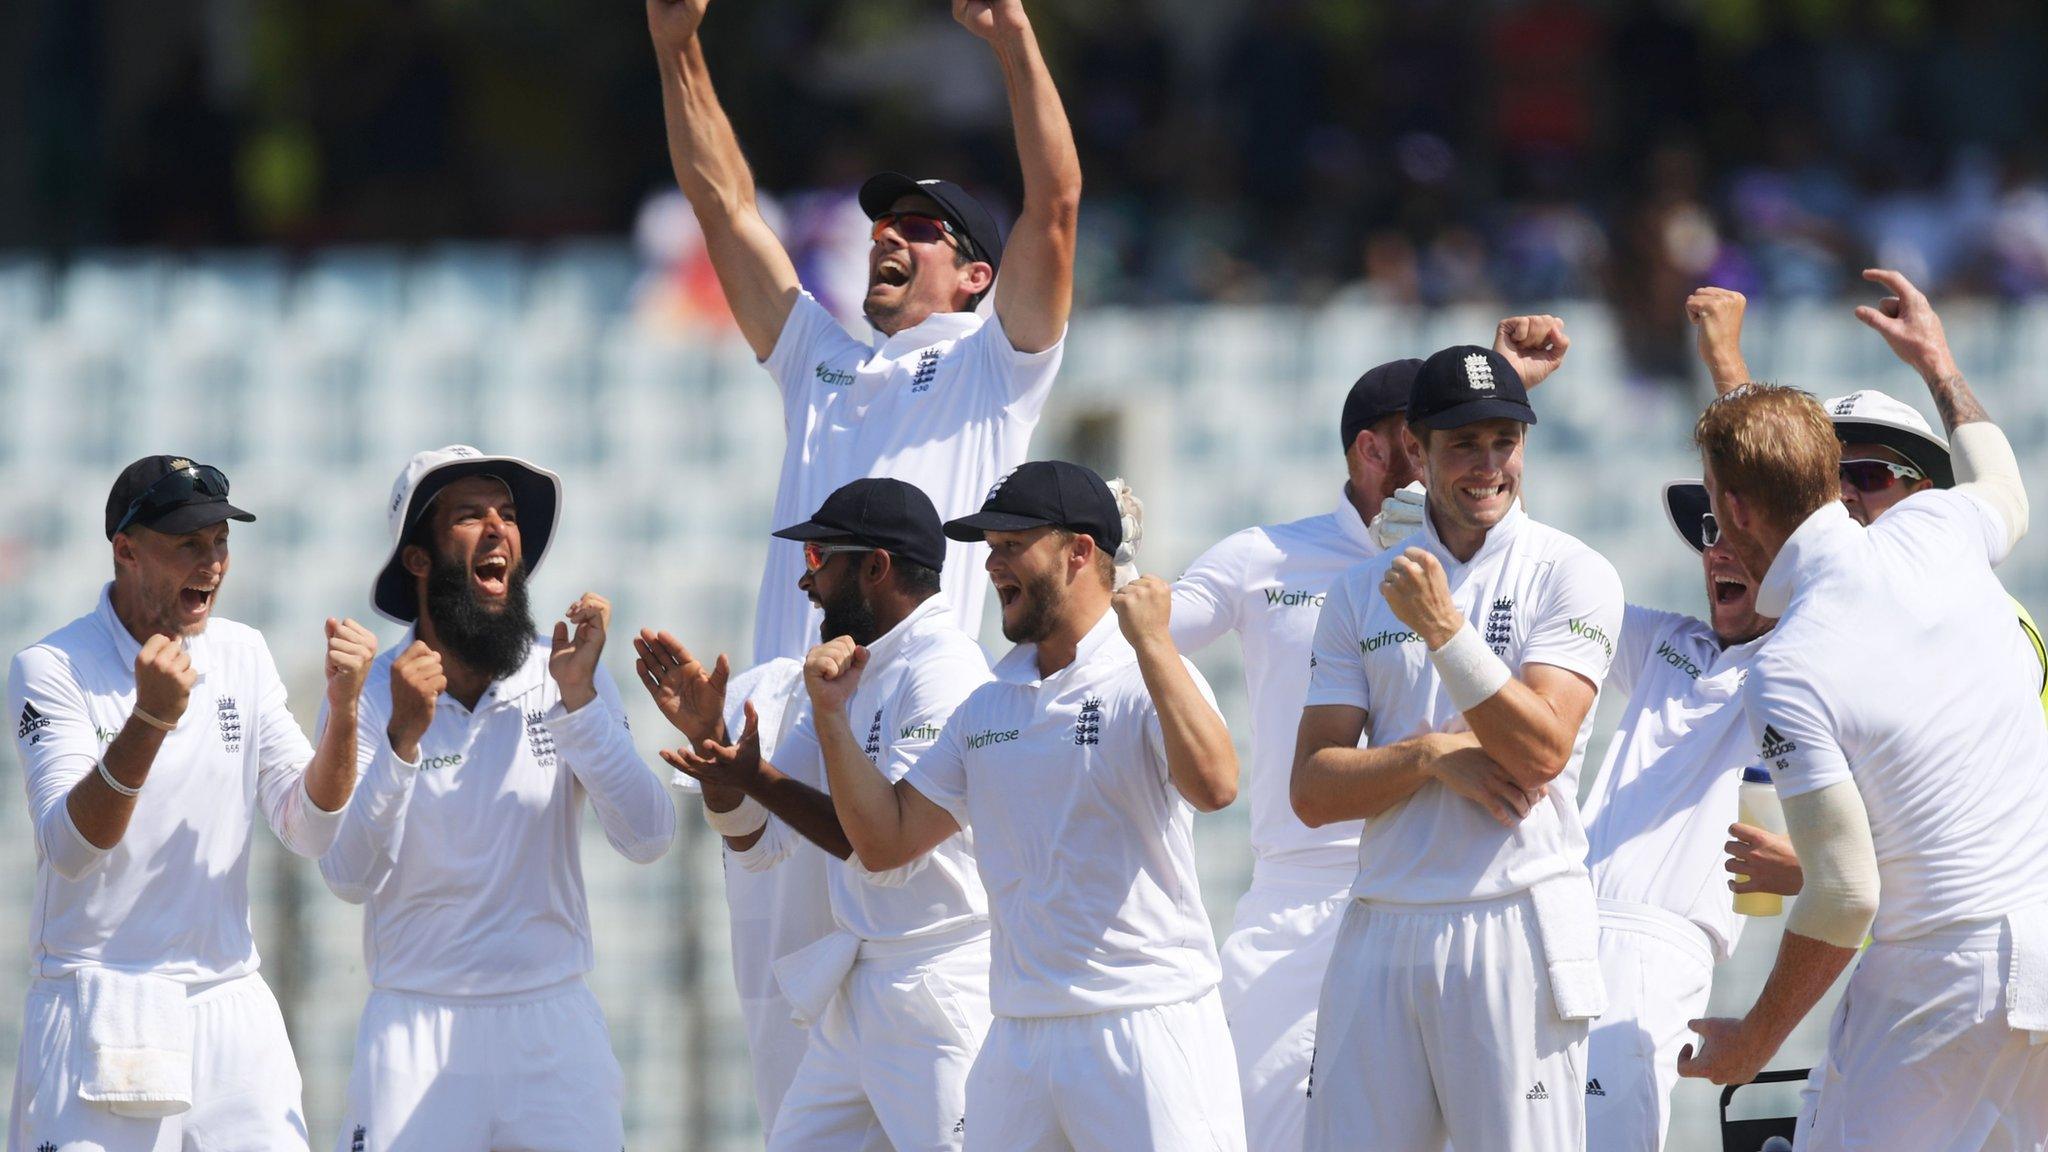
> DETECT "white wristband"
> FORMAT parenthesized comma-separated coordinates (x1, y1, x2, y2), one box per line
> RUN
(96, 758, 143, 798)
(703, 794, 769, 838)
(1428, 623, 1514, 713)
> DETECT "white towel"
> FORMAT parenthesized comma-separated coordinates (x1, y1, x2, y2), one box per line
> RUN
(771, 931, 861, 1028)
(2006, 904, 2048, 1044)
(1528, 875, 1606, 1021)
(75, 967, 193, 1117)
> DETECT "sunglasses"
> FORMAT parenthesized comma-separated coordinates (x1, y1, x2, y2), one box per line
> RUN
(803, 542, 873, 572)
(1700, 511, 1720, 549)
(113, 464, 231, 537)
(872, 212, 968, 254)
(1839, 457, 1924, 493)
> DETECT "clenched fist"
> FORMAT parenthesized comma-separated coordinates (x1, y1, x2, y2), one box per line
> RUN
(804, 636, 868, 716)
(1110, 575, 1173, 646)
(1684, 287, 1749, 389)
(134, 634, 196, 728)
(387, 641, 446, 763)
(549, 593, 611, 713)
(953, 0, 1031, 42)
(1492, 314, 1569, 390)
(1381, 548, 1463, 650)
(646, 0, 711, 49)
(324, 618, 378, 710)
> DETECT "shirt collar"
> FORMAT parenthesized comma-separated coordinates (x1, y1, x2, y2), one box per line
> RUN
(1754, 502, 1854, 618)
(1417, 498, 1526, 572)
(94, 582, 210, 679)
(1333, 485, 1375, 553)
(873, 309, 981, 358)
(864, 595, 949, 670)
(992, 604, 1124, 686)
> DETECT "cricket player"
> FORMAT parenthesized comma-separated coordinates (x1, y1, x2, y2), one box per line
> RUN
(1294, 345, 1624, 1152)
(804, 460, 1246, 1150)
(646, 0, 1081, 663)
(1678, 271, 2048, 1151)
(662, 478, 994, 1150)
(321, 447, 677, 1151)
(634, 646, 841, 1136)
(8, 455, 374, 1150)
(1169, 317, 1569, 1151)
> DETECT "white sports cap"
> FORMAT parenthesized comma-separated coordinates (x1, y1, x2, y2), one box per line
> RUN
(372, 445, 563, 624)
(1821, 390, 1953, 488)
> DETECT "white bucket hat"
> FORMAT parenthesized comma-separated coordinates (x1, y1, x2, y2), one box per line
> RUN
(372, 446, 563, 624)
(1821, 390, 1953, 488)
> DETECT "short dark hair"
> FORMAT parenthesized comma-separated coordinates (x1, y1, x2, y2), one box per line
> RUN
(956, 246, 990, 311)
(893, 559, 943, 596)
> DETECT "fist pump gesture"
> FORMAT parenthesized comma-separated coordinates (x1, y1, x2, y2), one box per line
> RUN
(953, 0, 1030, 41)
(804, 637, 869, 715)
(1111, 575, 1173, 646)
(634, 629, 729, 744)
(1492, 314, 1569, 390)
(387, 641, 446, 763)
(1685, 287, 1749, 390)
(324, 618, 378, 710)
(548, 593, 610, 713)
(134, 634, 197, 730)
(1381, 549, 1464, 650)
(646, 0, 710, 47)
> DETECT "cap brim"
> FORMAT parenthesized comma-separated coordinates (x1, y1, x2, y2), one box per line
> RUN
(1411, 398, 1538, 431)
(1663, 479, 1711, 555)
(372, 458, 561, 624)
(1830, 420, 1954, 488)
(139, 501, 256, 536)
(770, 519, 858, 544)
(942, 511, 1056, 543)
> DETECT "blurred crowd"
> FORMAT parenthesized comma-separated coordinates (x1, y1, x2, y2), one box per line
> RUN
(8, 0, 2048, 381)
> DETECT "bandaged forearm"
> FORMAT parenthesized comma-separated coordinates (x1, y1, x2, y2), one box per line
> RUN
(1782, 781, 1881, 949)
(1429, 624, 1513, 713)
(703, 793, 769, 837)
(1952, 422, 2029, 549)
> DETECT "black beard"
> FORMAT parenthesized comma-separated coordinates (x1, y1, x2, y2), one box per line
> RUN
(423, 550, 534, 683)
(1000, 567, 1064, 645)
(818, 576, 881, 647)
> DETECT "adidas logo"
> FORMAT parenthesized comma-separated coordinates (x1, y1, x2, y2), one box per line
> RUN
(1586, 1078, 1606, 1097)
(1759, 724, 1797, 760)
(952, 1117, 966, 1135)
(40, 1142, 58, 1152)
(17, 702, 50, 743)
(1526, 1080, 1549, 1100)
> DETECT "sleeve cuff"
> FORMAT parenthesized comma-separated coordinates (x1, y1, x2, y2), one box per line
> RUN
(52, 801, 112, 872)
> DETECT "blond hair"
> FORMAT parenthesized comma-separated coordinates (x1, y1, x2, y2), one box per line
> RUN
(1693, 384, 1840, 533)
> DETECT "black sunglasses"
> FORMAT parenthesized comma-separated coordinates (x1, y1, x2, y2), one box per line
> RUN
(113, 464, 231, 537)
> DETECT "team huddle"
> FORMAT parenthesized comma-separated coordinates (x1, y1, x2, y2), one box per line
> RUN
(9, 0, 2048, 1151)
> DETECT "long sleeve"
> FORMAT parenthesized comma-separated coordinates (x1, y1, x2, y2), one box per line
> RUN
(252, 642, 344, 859)
(318, 688, 416, 904)
(727, 814, 795, 873)
(546, 666, 677, 865)
(9, 647, 111, 881)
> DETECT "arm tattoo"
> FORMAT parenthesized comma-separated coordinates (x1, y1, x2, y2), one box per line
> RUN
(1928, 373, 1989, 432)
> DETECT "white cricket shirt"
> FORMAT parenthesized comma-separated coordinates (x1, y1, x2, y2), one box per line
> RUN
(754, 292, 1062, 662)
(1304, 501, 1623, 903)
(1745, 493, 2048, 942)
(731, 596, 993, 943)
(319, 631, 677, 997)
(904, 607, 1225, 1018)
(1172, 488, 1377, 872)
(1582, 605, 1765, 962)
(7, 585, 343, 984)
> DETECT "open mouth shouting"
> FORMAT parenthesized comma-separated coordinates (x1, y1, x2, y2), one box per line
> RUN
(994, 577, 1023, 611)
(472, 553, 511, 600)
(871, 253, 912, 290)
(177, 583, 217, 620)
(1712, 573, 1749, 606)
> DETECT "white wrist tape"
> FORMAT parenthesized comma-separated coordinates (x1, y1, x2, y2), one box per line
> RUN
(1951, 421, 2029, 551)
(1782, 781, 1881, 949)
(1429, 623, 1514, 713)
(703, 794, 769, 838)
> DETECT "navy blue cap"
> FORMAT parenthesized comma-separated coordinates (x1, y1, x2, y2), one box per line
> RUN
(858, 173, 1005, 273)
(1342, 359, 1423, 450)
(106, 455, 254, 540)
(943, 461, 1121, 555)
(1407, 345, 1537, 431)
(774, 478, 948, 572)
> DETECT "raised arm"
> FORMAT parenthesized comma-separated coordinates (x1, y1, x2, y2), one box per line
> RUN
(956, 0, 1080, 355)
(1115, 578, 1236, 812)
(1686, 287, 1752, 394)
(647, 0, 802, 360)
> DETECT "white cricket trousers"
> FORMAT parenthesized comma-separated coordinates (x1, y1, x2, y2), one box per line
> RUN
(768, 934, 992, 1152)
(965, 989, 1246, 1152)
(1585, 900, 1716, 1152)
(333, 977, 623, 1152)
(9, 971, 310, 1152)
(1304, 893, 1590, 1152)
(1217, 861, 1352, 1152)
(1796, 919, 2048, 1152)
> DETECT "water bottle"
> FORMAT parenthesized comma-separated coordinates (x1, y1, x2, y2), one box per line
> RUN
(1734, 766, 1786, 917)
